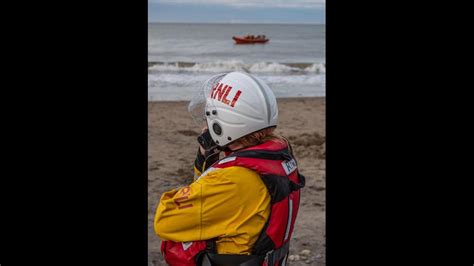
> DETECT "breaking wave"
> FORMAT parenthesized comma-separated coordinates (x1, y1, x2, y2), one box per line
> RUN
(148, 60, 325, 74)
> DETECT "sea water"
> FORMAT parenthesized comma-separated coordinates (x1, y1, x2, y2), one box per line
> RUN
(148, 23, 325, 101)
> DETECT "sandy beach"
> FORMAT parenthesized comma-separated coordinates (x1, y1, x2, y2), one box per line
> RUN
(148, 97, 326, 265)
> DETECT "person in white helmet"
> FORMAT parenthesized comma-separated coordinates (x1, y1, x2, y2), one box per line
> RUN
(154, 72, 305, 266)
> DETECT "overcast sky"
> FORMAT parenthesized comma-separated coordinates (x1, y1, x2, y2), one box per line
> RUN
(149, 0, 325, 24)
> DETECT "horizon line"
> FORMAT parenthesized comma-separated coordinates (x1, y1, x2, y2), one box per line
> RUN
(148, 21, 326, 25)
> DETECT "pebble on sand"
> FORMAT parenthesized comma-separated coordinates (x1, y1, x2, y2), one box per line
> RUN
(300, 249, 311, 256)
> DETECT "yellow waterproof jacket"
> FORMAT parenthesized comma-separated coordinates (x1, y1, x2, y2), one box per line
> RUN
(154, 165, 271, 254)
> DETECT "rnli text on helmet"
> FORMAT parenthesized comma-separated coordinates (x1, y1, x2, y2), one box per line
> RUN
(210, 82, 242, 107)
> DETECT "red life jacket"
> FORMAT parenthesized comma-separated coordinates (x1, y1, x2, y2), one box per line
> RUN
(161, 140, 306, 266)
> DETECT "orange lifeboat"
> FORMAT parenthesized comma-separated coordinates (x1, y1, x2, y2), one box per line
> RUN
(232, 35, 269, 44)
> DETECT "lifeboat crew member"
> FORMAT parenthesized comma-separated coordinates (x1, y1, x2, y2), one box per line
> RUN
(154, 72, 306, 266)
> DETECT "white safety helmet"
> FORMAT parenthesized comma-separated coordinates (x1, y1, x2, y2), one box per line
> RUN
(188, 71, 278, 147)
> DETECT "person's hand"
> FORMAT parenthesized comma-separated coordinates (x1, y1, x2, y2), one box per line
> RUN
(199, 146, 207, 156)
(195, 126, 220, 172)
(199, 126, 208, 155)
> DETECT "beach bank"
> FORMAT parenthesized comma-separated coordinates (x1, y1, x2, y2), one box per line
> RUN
(148, 97, 326, 265)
